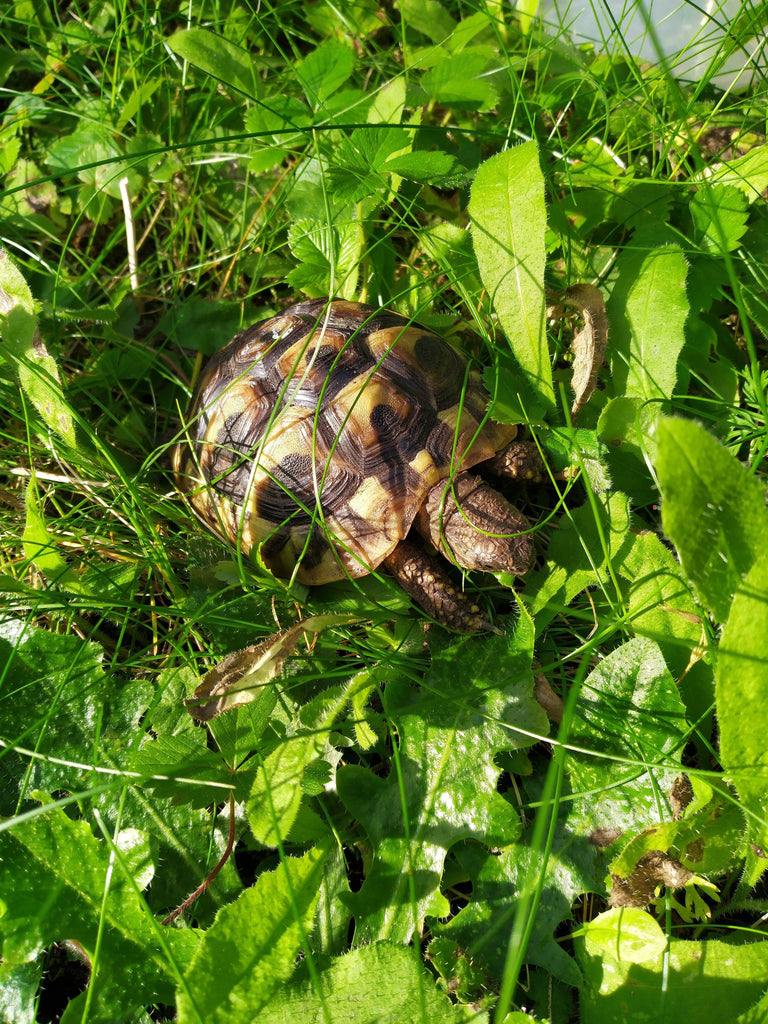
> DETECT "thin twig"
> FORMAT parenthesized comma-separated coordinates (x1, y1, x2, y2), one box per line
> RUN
(162, 792, 237, 926)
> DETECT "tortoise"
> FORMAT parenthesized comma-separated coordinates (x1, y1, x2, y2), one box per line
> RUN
(173, 298, 543, 632)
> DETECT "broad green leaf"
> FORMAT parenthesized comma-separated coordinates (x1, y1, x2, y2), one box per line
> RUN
(716, 554, 768, 851)
(336, 620, 548, 943)
(398, 0, 457, 43)
(469, 145, 551, 414)
(655, 417, 768, 623)
(608, 244, 688, 404)
(257, 942, 477, 1023)
(0, 620, 150, 814)
(132, 733, 246, 809)
(566, 638, 688, 834)
(574, 907, 768, 1023)
(295, 40, 355, 108)
(433, 839, 584, 988)
(367, 77, 406, 125)
(0, 249, 76, 446)
(617, 530, 706, 678)
(176, 844, 329, 1024)
(166, 28, 260, 99)
(385, 149, 463, 185)
(0, 801, 196, 1023)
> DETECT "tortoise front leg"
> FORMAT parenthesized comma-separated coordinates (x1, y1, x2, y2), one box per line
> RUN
(383, 540, 497, 633)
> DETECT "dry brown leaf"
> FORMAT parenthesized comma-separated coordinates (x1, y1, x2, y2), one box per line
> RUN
(186, 613, 361, 721)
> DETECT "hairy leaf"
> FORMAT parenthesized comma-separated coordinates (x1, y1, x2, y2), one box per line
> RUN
(176, 844, 329, 1024)
(0, 800, 196, 1023)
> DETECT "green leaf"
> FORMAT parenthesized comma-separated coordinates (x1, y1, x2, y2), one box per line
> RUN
(287, 217, 361, 299)
(434, 839, 584, 988)
(257, 942, 476, 1023)
(0, 800, 196, 1023)
(699, 143, 768, 204)
(469, 145, 551, 414)
(716, 554, 768, 851)
(0, 249, 76, 446)
(166, 28, 260, 99)
(690, 185, 749, 253)
(385, 148, 463, 185)
(296, 40, 355, 109)
(0, 620, 150, 814)
(655, 417, 768, 623)
(608, 244, 688, 404)
(526, 491, 634, 634)
(574, 907, 768, 1024)
(420, 51, 498, 109)
(566, 638, 688, 834)
(22, 472, 90, 593)
(176, 844, 329, 1024)
(336, 622, 548, 943)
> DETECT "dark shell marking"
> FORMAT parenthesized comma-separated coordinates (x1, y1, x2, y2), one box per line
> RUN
(173, 299, 517, 585)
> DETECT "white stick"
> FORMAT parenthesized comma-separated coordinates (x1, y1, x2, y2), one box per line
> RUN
(119, 176, 139, 294)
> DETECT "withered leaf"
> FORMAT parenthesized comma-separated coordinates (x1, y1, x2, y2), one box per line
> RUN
(185, 613, 361, 722)
(548, 283, 609, 421)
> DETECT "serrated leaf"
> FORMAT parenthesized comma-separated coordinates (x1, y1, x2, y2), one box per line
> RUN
(176, 844, 329, 1024)
(0, 801, 197, 1023)
(469, 145, 551, 414)
(690, 184, 749, 253)
(656, 417, 768, 623)
(166, 28, 260, 99)
(336, 621, 548, 943)
(716, 554, 768, 851)
(698, 143, 768, 204)
(0, 621, 150, 813)
(287, 218, 361, 299)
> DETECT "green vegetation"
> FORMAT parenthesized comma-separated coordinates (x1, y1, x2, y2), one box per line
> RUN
(1, 1, 767, 1021)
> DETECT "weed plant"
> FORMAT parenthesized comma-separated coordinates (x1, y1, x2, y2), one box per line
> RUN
(1, 1, 768, 1022)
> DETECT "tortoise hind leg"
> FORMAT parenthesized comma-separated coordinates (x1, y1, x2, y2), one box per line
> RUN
(383, 541, 497, 633)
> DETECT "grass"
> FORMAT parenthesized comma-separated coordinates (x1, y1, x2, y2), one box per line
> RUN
(1, 1, 768, 1021)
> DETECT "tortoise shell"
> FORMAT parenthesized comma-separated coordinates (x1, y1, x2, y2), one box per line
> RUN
(173, 299, 518, 585)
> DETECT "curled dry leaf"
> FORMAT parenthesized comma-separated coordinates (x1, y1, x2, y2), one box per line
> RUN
(609, 850, 694, 908)
(547, 283, 609, 420)
(185, 613, 361, 722)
